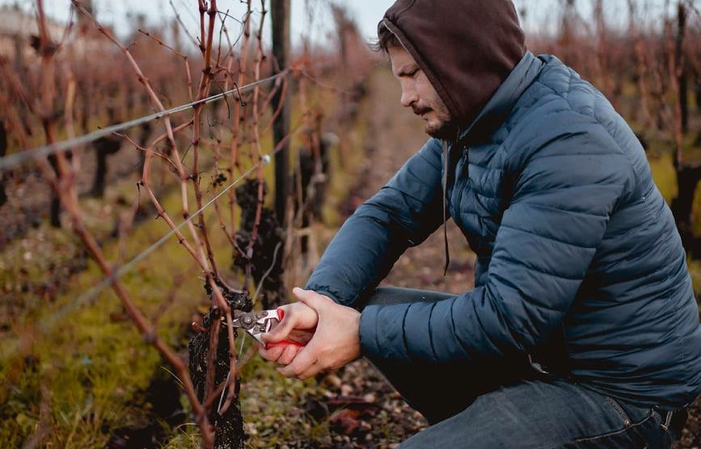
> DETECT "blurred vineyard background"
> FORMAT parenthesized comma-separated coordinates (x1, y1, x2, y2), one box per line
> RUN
(0, 1, 700, 448)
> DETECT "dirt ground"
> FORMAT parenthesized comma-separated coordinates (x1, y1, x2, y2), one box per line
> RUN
(0, 136, 144, 249)
(306, 68, 701, 448)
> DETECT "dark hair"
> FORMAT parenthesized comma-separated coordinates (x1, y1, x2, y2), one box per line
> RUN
(369, 21, 401, 53)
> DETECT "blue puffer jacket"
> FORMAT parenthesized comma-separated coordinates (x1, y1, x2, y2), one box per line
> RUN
(306, 52, 701, 410)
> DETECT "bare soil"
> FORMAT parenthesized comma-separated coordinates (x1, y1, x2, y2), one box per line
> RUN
(302, 68, 701, 448)
(0, 136, 144, 249)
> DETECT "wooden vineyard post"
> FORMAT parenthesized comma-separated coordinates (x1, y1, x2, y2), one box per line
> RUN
(271, 0, 291, 224)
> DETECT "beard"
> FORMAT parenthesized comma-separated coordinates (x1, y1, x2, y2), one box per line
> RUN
(413, 105, 455, 140)
(425, 120, 455, 140)
(425, 117, 459, 141)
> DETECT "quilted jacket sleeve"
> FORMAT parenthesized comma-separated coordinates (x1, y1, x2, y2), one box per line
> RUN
(305, 138, 447, 306)
(360, 109, 636, 363)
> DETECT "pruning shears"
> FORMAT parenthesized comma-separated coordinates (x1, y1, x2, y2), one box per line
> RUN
(232, 309, 303, 349)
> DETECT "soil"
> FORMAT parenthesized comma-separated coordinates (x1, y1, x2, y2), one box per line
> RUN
(297, 68, 701, 448)
(0, 134, 144, 249)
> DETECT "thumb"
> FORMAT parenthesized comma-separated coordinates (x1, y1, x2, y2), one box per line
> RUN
(261, 307, 293, 343)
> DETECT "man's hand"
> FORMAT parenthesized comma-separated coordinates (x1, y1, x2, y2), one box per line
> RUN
(258, 295, 318, 366)
(260, 287, 361, 379)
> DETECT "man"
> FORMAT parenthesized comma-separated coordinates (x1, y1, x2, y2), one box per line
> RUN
(260, 0, 701, 447)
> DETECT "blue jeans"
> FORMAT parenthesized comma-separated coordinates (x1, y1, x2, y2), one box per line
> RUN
(360, 287, 686, 448)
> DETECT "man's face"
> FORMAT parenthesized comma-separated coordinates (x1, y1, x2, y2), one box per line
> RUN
(389, 45, 452, 138)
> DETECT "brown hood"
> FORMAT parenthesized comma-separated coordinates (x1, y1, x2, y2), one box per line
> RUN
(381, 0, 526, 128)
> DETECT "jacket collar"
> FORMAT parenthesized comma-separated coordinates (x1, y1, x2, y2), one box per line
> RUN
(439, 52, 543, 274)
(455, 51, 543, 146)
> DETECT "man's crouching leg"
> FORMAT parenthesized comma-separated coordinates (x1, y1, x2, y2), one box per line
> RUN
(359, 287, 534, 424)
(397, 377, 676, 449)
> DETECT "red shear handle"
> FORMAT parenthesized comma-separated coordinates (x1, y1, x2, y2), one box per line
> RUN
(265, 308, 305, 349)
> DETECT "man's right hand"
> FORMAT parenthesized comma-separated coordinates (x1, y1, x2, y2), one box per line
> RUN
(258, 297, 318, 366)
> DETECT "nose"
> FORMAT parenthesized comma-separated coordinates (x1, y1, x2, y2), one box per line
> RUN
(399, 81, 417, 108)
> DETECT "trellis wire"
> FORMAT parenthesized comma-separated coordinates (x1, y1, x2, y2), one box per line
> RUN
(0, 71, 287, 172)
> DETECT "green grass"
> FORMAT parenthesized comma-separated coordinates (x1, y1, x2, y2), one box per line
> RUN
(0, 192, 212, 447)
(159, 357, 330, 449)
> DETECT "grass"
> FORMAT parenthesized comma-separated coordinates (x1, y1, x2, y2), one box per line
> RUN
(159, 359, 331, 449)
(0, 183, 211, 447)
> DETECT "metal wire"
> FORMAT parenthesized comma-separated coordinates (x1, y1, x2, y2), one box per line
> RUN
(0, 71, 287, 172)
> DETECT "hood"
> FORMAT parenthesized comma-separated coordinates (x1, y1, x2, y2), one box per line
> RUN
(380, 0, 526, 128)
